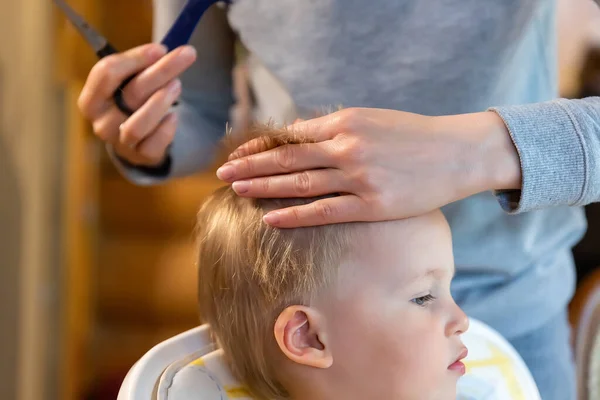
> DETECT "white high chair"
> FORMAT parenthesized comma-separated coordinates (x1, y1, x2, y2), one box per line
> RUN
(118, 318, 541, 400)
(117, 325, 216, 400)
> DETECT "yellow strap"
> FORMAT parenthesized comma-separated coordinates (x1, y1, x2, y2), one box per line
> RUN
(189, 358, 205, 367)
(464, 344, 525, 400)
(224, 386, 252, 398)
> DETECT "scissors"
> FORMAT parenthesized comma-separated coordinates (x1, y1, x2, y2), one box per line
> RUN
(53, 0, 229, 116)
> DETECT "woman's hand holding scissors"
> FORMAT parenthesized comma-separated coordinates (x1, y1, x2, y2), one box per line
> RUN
(78, 43, 197, 167)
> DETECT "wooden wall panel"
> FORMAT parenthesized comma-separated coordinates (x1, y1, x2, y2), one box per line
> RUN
(60, 83, 101, 400)
(558, 0, 600, 97)
(97, 237, 199, 324)
(100, 174, 224, 236)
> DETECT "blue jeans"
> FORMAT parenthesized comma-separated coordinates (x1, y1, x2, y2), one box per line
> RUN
(507, 310, 576, 400)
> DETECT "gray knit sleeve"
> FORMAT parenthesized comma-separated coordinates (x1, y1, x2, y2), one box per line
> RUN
(489, 97, 600, 212)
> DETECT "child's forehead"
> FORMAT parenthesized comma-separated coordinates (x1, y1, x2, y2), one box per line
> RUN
(340, 214, 453, 282)
(352, 215, 445, 255)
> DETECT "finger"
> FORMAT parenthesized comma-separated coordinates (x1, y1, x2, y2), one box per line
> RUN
(228, 117, 335, 162)
(91, 106, 127, 144)
(262, 195, 368, 228)
(78, 43, 167, 119)
(227, 119, 306, 161)
(228, 137, 273, 161)
(112, 113, 176, 166)
(231, 168, 348, 198)
(227, 110, 354, 162)
(122, 45, 196, 110)
(134, 112, 178, 166)
(119, 79, 182, 147)
(216, 142, 336, 182)
(111, 141, 147, 166)
(285, 108, 358, 140)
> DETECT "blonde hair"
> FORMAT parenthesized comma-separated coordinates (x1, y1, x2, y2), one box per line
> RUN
(196, 124, 355, 399)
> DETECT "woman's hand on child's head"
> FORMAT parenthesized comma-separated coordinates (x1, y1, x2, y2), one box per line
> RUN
(216, 107, 521, 228)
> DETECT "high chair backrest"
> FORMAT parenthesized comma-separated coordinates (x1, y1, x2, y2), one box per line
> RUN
(119, 318, 541, 400)
(117, 325, 215, 400)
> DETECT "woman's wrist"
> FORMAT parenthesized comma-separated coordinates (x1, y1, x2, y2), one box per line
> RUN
(432, 111, 522, 199)
(477, 111, 522, 192)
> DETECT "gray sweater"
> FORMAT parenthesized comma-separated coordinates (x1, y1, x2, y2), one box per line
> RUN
(114, 0, 600, 339)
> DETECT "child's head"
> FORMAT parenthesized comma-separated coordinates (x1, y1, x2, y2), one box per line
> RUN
(196, 126, 469, 400)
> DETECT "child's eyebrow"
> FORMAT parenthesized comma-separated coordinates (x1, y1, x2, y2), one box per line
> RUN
(405, 264, 455, 284)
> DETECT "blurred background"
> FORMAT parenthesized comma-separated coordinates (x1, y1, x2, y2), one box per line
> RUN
(1, 0, 600, 399)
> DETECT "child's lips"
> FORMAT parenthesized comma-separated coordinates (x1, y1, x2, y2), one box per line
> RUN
(448, 347, 468, 375)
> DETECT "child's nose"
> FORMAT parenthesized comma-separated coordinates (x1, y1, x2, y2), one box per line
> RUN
(446, 302, 470, 336)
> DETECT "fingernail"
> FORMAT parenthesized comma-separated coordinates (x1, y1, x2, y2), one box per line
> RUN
(216, 165, 234, 180)
(263, 212, 281, 225)
(232, 180, 250, 194)
(179, 46, 197, 60)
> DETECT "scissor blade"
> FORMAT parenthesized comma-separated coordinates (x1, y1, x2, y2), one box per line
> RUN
(53, 0, 107, 52)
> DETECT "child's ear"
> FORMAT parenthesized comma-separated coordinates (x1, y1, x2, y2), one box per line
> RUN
(274, 305, 333, 369)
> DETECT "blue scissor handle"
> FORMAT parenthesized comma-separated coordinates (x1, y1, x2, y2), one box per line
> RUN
(161, 0, 229, 52)
(115, 0, 228, 116)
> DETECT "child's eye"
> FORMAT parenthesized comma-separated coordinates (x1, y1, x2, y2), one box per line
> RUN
(411, 294, 436, 307)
